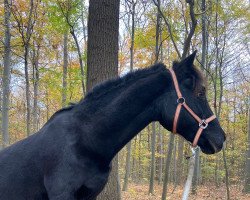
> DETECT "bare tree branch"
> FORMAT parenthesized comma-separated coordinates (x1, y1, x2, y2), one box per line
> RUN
(182, 0, 197, 58)
(152, 0, 181, 58)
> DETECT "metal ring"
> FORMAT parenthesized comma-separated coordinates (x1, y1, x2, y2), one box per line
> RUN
(191, 146, 199, 154)
(199, 120, 208, 129)
(177, 97, 185, 105)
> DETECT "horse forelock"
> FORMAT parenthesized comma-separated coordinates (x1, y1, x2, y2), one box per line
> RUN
(173, 60, 206, 96)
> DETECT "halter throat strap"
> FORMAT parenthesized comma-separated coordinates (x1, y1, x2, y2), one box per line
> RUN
(169, 68, 216, 147)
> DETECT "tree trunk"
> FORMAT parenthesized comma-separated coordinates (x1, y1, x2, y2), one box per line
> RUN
(158, 124, 163, 185)
(122, 141, 132, 191)
(244, 99, 250, 193)
(201, 0, 207, 72)
(176, 137, 184, 184)
(32, 45, 40, 132)
(24, 46, 31, 137)
(70, 29, 86, 95)
(122, 1, 136, 191)
(172, 139, 177, 187)
(86, 0, 120, 91)
(132, 135, 137, 182)
(2, 0, 11, 148)
(181, 0, 197, 59)
(192, 147, 200, 194)
(87, 0, 121, 199)
(223, 147, 230, 199)
(215, 0, 230, 196)
(196, 0, 206, 188)
(161, 134, 175, 200)
(182, 152, 196, 200)
(149, 122, 156, 194)
(99, 155, 121, 200)
(149, 4, 161, 192)
(62, 33, 68, 107)
(154, 0, 161, 63)
(80, 0, 87, 46)
(24, 0, 35, 137)
(138, 133, 142, 180)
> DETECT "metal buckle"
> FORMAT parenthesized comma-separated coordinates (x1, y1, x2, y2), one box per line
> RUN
(191, 146, 199, 153)
(177, 97, 185, 105)
(199, 120, 208, 129)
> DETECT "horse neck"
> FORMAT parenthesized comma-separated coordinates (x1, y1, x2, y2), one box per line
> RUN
(79, 65, 171, 162)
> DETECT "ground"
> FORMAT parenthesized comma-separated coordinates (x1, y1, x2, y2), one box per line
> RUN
(121, 183, 250, 200)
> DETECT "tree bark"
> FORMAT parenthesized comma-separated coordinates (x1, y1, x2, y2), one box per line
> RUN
(244, 98, 250, 193)
(122, 1, 136, 191)
(24, 46, 31, 136)
(149, 122, 156, 194)
(80, 0, 87, 46)
(70, 28, 86, 95)
(158, 124, 163, 185)
(11, 4, 38, 139)
(56, 1, 86, 95)
(87, 0, 121, 199)
(161, 134, 175, 200)
(152, 0, 181, 58)
(192, 147, 200, 194)
(222, 147, 230, 200)
(122, 140, 132, 191)
(23, 0, 36, 136)
(2, 0, 12, 148)
(181, 0, 197, 59)
(32, 43, 40, 132)
(149, 3, 162, 192)
(132, 135, 138, 182)
(176, 137, 184, 184)
(214, 1, 230, 197)
(182, 152, 196, 200)
(172, 137, 177, 187)
(201, 0, 207, 72)
(87, 0, 120, 91)
(62, 33, 68, 107)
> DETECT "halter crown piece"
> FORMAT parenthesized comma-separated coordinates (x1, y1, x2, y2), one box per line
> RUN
(169, 68, 216, 147)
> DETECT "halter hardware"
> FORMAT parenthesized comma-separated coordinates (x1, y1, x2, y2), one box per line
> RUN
(186, 146, 199, 159)
(169, 68, 216, 147)
(199, 120, 208, 129)
(177, 97, 185, 105)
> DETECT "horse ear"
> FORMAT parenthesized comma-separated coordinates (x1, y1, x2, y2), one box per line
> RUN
(180, 50, 197, 67)
(173, 51, 197, 84)
(173, 51, 197, 74)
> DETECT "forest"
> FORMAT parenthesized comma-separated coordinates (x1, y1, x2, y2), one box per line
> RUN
(0, 0, 249, 199)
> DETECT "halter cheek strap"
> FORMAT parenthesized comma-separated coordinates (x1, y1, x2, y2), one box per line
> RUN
(169, 68, 216, 147)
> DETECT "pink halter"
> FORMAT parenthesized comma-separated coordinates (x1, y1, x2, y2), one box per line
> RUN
(169, 68, 216, 147)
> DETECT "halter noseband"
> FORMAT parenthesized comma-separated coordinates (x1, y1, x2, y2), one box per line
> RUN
(169, 68, 216, 147)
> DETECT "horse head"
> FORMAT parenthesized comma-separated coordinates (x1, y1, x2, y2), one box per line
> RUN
(159, 51, 226, 154)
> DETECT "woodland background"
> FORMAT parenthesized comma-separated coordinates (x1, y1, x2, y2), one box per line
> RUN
(0, 0, 249, 199)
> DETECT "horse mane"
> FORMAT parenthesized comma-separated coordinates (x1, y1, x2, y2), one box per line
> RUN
(46, 62, 205, 123)
(83, 63, 167, 101)
(44, 63, 167, 122)
(42, 105, 75, 126)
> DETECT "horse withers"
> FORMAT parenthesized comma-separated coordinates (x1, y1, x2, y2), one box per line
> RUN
(0, 52, 225, 200)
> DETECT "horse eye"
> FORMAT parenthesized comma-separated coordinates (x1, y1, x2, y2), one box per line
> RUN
(197, 87, 206, 97)
(198, 92, 204, 97)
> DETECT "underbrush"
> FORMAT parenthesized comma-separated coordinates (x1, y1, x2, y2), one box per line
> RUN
(121, 183, 250, 200)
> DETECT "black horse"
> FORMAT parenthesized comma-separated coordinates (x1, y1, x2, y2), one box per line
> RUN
(0, 52, 225, 200)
